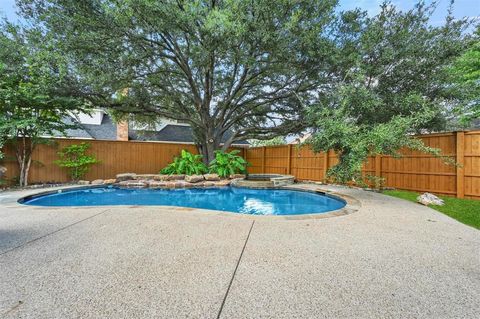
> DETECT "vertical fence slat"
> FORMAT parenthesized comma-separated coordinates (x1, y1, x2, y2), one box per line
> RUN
(323, 151, 329, 180)
(456, 131, 465, 198)
(287, 144, 292, 175)
(375, 155, 382, 178)
(262, 146, 266, 173)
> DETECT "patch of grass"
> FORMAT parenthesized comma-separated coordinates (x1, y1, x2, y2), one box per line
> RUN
(383, 190, 480, 230)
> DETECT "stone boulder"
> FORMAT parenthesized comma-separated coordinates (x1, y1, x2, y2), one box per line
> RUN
(203, 181, 215, 187)
(163, 181, 177, 188)
(134, 174, 158, 180)
(77, 180, 90, 185)
(203, 174, 220, 181)
(417, 193, 444, 206)
(117, 180, 147, 188)
(116, 173, 137, 182)
(185, 175, 204, 183)
(104, 179, 116, 184)
(91, 179, 104, 185)
(153, 174, 170, 181)
(215, 179, 231, 186)
(230, 174, 246, 179)
(166, 174, 185, 181)
(148, 181, 169, 188)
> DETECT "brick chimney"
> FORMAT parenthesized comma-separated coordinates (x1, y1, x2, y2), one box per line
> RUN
(116, 120, 129, 141)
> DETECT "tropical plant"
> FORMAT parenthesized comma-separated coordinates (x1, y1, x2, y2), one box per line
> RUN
(160, 150, 208, 175)
(54, 143, 100, 181)
(208, 150, 248, 178)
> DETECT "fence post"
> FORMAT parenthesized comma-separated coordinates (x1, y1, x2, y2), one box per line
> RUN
(456, 131, 465, 198)
(287, 144, 292, 175)
(262, 146, 266, 173)
(323, 150, 329, 180)
(375, 154, 382, 177)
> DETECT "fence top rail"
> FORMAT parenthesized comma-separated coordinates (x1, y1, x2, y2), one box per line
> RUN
(465, 130, 480, 135)
(34, 137, 198, 146)
(247, 130, 480, 150)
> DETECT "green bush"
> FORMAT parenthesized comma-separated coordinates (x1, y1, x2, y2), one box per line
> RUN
(160, 150, 207, 175)
(208, 150, 248, 178)
(54, 143, 100, 181)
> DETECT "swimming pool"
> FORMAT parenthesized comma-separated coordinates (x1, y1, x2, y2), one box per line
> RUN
(19, 186, 346, 216)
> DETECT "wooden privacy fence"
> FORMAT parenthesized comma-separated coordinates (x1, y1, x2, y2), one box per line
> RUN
(1, 131, 479, 199)
(1, 139, 209, 184)
(245, 130, 480, 200)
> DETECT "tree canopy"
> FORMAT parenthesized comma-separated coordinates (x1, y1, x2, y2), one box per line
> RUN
(0, 22, 86, 186)
(306, 2, 472, 182)
(19, 0, 340, 162)
(449, 25, 480, 125)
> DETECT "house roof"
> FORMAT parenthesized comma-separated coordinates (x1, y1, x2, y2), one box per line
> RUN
(129, 124, 249, 145)
(63, 114, 249, 145)
(64, 114, 118, 140)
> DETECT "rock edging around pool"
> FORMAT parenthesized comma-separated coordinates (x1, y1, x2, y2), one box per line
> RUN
(78, 173, 247, 189)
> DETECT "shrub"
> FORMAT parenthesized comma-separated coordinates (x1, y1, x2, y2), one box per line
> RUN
(160, 150, 207, 175)
(208, 150, 248, 178)
(54, 143, 100, 181)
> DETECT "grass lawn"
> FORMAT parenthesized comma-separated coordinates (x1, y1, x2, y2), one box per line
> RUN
(383, 190, 480, 230)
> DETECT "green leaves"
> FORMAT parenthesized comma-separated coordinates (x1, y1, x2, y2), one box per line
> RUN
(160, 150, 208, 175)
(208, 150, 248, 178)
(448, 26, 480, 125)
(54, 143, 100, 181)
(160, 149, 249, 177)
(307, 2, 470, 184)
(16, 0, 339, 160)
(0, 22, 89, 185)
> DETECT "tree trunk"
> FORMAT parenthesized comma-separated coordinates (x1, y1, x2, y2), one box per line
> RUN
(199, 139, 219, 164)
(16, 137, 33, 187)
(195, 123, 240, 164)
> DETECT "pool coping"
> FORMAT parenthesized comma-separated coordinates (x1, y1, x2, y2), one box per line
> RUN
(6, 184, 360, 221)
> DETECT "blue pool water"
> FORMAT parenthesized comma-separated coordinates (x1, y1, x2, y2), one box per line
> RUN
(20, 186, 345, 215)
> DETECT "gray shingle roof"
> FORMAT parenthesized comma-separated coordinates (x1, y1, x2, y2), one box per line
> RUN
(62, 114, 248, 145)
(130, 124, 249, 145)
(63, 114, 116, 140)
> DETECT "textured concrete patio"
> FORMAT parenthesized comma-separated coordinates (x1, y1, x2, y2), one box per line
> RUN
(0, 184, 478, 318)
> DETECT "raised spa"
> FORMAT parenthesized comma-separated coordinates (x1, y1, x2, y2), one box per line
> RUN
(231, 174, 295, 188)
(19, 186, 346, 216)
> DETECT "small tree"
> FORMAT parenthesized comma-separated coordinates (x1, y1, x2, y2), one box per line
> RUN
(449, 25, 480, 125)
(0, 23, 86, 186)
(307, 2, 470, 183)
(54, 143, 100, 182)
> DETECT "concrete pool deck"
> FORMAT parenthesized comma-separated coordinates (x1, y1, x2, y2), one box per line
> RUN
(0, 184, 478, 318)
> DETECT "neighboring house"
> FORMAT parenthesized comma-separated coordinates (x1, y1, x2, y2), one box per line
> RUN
(61, 109, 249, 147)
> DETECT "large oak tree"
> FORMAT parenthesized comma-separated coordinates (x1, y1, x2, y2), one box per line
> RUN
(19, 0, 339, 162)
